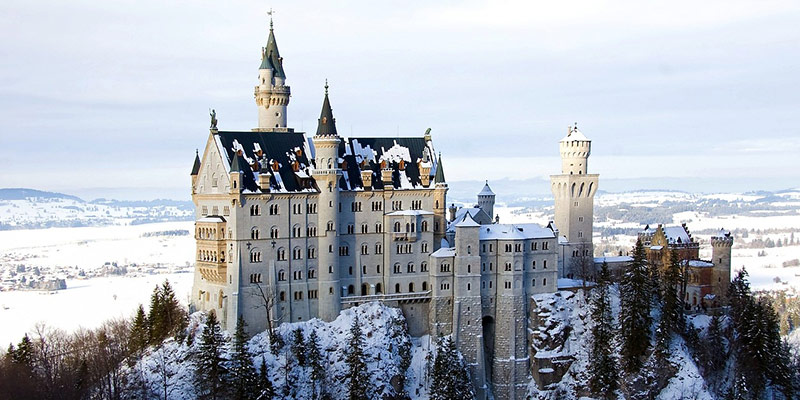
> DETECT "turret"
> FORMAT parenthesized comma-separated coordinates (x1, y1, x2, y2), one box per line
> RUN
(230, 154, 244, 194)
(477, 181, 495, 222)
(311, 82, 342, 321)
(190, 150, 201, 194)
(433, 153, 448, 249)
(559, 123, 591, 175)
(254, 17, 291, 130)
(711, 230, 733, 302)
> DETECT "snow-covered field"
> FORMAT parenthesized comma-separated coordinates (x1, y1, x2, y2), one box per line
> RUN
(0, 272, 193, 346)
(0, 221, 196, 347)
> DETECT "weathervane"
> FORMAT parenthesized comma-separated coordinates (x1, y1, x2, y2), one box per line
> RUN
(267, 8, 275, 29)
(324, 79, 329, 95)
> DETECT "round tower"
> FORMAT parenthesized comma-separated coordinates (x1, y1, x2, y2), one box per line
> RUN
(711, 230, 733, 302)
(559, 123, 591, 175)
(311, 83, 341, 321)
(255, 18, 291, 130)
(477, 180, 495, 221)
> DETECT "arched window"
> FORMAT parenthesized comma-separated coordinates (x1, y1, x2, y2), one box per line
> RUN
(395, 283, 401, 293)
(278, 270, 286, 281)
(277, 247, 286, 261)
(361, 284, 368, 296)
(409, 282, 415, 292)
(394, 222, 401, 232)
(422, 220, 428, 231)
(467, 264, 471, 273)
(376, 283, 383, 294)
(347, 285, 354, 295)
(422, 281, 428, 291)
(270, 226, 279, 239)
(251, 227, 259, 240)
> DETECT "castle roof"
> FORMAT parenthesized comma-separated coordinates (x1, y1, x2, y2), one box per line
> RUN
(190, 150, 201, 175)
(478, 181, 495, 196)
(315, 87, 338, 136)
(434, 153, 445, 184)
(560, 125, 589, 142)
(214, 129, 436, 193)
(447, 207, 492, 232)
(454, 213, 480, 228)
(479, 223, 554, 240)
(261, 25, 285, 78)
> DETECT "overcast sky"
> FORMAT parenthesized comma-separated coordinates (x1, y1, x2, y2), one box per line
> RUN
(1, 0, 799, 200)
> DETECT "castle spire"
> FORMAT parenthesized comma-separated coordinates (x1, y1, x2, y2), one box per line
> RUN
(260, 12, 285, 78)
(190, 149, 201, 175)
(315, 82, 338, 136)
(434, 152, 446, 184)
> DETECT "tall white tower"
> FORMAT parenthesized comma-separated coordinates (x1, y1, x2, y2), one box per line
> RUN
(551, 124, 599, 279)
(254, 18, 291, 130)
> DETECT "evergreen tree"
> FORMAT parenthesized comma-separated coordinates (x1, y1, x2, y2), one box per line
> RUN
(430, 336, 473, 400)
(388, 315, 412, 393)
(619, 238, 652, 372)
(292, 328, 307, 367)
(588, 262, 619, 398)
(230, 316, 257, 400)
(160, 280, 187, 339)
(256, 356, 274, 400)
(11, 334, 33, 366)
(194, 311, 229, 400)
(345, 314, 369, 400)
(661, 248, 683, 333)
(147, 285, 166, 344)
(702, 315, 725, 373)
(129, 304, 149, 357)
(307, 329, 326, 399)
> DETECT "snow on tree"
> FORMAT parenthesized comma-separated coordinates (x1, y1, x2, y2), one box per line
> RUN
(588, 262, 619, 398)
(193, 311, 229, 400)
(230, 316, 258, 400)
(345, 314, 369, 400)
(256, 356, 274, 400)
(619, 238, 652, 373)
(307, 329, 325, 399)
(430, 336, 473, 400)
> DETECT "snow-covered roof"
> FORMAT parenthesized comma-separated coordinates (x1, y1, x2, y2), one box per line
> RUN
(479, 223, 554, 240)
(431, 247, 456, 258)
(447, 207, 492, 231)
(386, 210, 434, 216)
(594, 256, 633, 264)
(688, 260, 714, 268)
(560, 126, 589, 142)
(712, 229, 732, 239)
(663, 226, 691, 244)
(455, 213, 480, 228)
(197, 216, 226, 223)
(650, 245, 663, 250)
(478, 181, 495, 196)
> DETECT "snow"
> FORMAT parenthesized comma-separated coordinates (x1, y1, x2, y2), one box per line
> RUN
(479, 223, 554, 240)
(126, 302, 436, 400)
(655, 336, 714, 400)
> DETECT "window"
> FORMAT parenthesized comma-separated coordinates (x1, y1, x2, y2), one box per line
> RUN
(279, 291, 285, 302)
(532, 279, 536, 287)
(293, 271, 302, 280)
(223, 206, 230, 216)
(307, 247, 317, 259)
(543, 260, 548, 269)
(347, 224, 354, 234)
(573, 201, 578, 207)
(327, 221, 335, 231)
(467, 245, 471, 254)
(440, 263, 451, 273)
(307, 226, 317, 237)
(532, 261, 536, 270)
(394, 263, 402, 274)
(293, 203, 302, 214)
(376, 265, 382, 273)
(489, 244, 494, 252)
(407, 263, 415, 273)
(293, 291, 303, 301)
(543, 241, 549, 250)
(578, 231, 583, 238)
(392, 201, 403, 210)
(270, 226, 279, 239)
(504, 281, 511, 289)
(251, 227, 260, 240)
(376, 283, 382, 294)
(361, 223, 368, 234)
(361, 244, 369, 255)
(277, 248, 286, 261)
(308, 269, 316, 279)
(515, 244, 522, 252)
(505, 262, 512, 272)
(505, 244, 512, 252)
(375, 223, 382, 233)
(421, 262, 428, 272)
(467, 265, 471, 273)
(421, 242, 429, 253)
(394, 222, 401, 232)
(339, 245, 350, 256)
(292, 247, 302, 260)
(348, 266, 353, 275)
(250, 204, 260, 216)
(543, 278, 547, 286)
(249, 250, 262, 263)
(422, 281, 428, 291)
(395, 283, 401, 293)
(292, 225, 302, 238)
(440, 282, 450, 291)
(362, 265, 367, 274)
(306, 203, 317, 214)
(421, 220, 428, 232)
(578, 216, 584, 222)
(531, 242, 537, 251)
(371, 201, 383, 211)
(249, 273, 262, 283)
(278, 270, 286, 281)
(351, 202, 362, 212)
(269, 204, 279, 215)
(308, 290, 318, 299)
(375, 243, 383, 254)
(409, 282, 415, 292)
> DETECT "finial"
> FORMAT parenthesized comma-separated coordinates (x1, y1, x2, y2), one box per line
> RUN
(267, 8, 275, 30)
(574, 122, 578, 129)
(324, 79, 329, 95)
(196, 149, 199, 156)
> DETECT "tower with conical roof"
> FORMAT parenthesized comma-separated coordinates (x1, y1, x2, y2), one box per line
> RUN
(254, 16, 291, 130)
(551, 123, 599, 280)
(477, 180, 496, 222)
(312, 82, 342, 321)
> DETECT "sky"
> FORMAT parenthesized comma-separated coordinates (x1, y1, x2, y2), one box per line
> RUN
(1, 0, 799, 200)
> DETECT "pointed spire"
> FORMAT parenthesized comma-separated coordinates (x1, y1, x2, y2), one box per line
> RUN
(260, 11, 285, 78)
(190, 149, 201, 175)
(434, 152, 446, 184)
(315, 82, 338, 136)
(230, 154, 243, 173)
(479, 180, 495, 196)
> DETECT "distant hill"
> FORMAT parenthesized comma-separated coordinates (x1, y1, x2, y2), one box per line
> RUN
(0, 188, 84, 202)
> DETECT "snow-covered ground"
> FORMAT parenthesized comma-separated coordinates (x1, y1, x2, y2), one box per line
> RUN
(0, 272, 193, 346)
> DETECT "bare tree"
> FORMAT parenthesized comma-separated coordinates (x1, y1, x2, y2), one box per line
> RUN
(571, 243, 596, 289)
(250, 281, 281, 340)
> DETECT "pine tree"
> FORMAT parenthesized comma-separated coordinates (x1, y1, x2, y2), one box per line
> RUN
(589, 262, 619, 398)
(307, 329, 325, 399)
(702, 315, 725, 373)
(345, 314, 369, 400)
(661, 248, 683, 333)
(230, 316, 257, 400)
(129, 304, 149, 357)
(292, 328, 307, 367)
(430, 336, 474, 400)
(256, 356, 274, 400)
(147, 285, 166, 344)
(388, 315, 412, 392)
(619, 238, 652, 373)
(194, 311, 229, 400)
(160, 280, 187, 339)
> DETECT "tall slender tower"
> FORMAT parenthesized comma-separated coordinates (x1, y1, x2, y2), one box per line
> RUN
(312, 83, 342, 321)
(711, 231, 733, 303)
(254, 17, 291, 130)
(551, 124, 599, 279)
(433, 153, 448, 250)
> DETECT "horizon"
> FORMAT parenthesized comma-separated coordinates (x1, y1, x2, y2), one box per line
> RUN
(2, 1, 799, 200)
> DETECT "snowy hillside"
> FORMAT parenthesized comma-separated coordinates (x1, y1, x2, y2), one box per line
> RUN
(0, 188, 193, 230)
(126, 302, 435, 400)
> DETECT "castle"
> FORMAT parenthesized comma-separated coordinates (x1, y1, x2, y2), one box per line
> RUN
(189, 17, 731, 400)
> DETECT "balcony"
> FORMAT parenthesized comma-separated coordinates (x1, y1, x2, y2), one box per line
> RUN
(341, 290, 431, 304)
